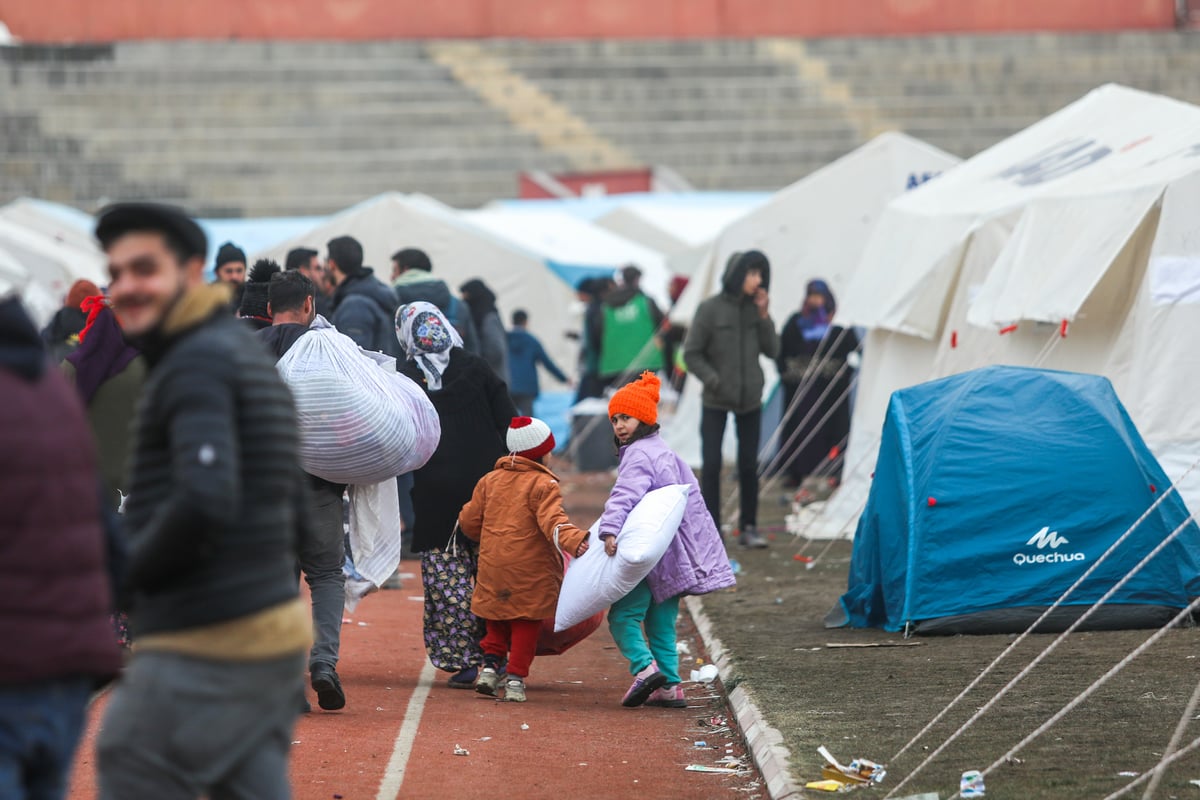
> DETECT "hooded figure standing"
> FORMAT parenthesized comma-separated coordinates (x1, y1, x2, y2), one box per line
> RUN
(683, 251, 779, 549)
(776, 280, 858, 487)
(459, 279, 509, 385)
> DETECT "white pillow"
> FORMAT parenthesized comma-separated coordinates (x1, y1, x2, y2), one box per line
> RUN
(554, 484, 690, 632)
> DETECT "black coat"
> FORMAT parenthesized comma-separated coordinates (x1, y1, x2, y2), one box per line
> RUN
(400, 348, 516, 552)
(332, 268, 401, 359)
(123, 285, 310, 636)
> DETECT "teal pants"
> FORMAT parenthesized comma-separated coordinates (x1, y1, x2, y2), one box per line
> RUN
(608, 579, 681, 685)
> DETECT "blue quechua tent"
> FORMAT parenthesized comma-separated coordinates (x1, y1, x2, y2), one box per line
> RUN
(829, 366, 1200, 635)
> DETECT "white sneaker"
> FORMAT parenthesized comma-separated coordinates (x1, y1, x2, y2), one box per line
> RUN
(504, 678, 526, 703)
(475, 666, 500, 696)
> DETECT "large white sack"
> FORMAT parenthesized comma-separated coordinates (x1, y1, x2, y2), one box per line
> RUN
(276, 316, 440, 484)
(344, 479, 402, 612)
(554, 484, 689, 632)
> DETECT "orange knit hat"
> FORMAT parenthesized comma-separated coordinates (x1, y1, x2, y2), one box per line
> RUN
(608, 371, 661, 426)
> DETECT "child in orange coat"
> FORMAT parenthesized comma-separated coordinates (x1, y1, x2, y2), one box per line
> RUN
(458, 417, 589, 702)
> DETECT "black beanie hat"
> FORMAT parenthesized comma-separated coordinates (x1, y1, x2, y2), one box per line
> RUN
(238, 259, 281, 320)
(95, 202, 207, 260)
(215, 241, 247, 269)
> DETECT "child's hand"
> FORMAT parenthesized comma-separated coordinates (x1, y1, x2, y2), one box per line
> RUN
(603, 535, 618, 557)
(574, 540, 589, 558)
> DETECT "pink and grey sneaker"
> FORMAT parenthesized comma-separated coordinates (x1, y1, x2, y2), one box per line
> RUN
(621, 661, 668, 707)
(645, 684, 687, 708)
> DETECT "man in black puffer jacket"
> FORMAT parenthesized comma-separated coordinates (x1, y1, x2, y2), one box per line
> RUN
(94, 203, 312, 799)
(327, 234, 402, 359)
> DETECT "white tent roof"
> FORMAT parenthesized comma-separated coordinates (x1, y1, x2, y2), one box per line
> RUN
(0, 212, 107, 328)
(256, 193, 589, 372)
(839, 84, 1200, 338)
(460, 207, 673, 307)
(594, 202, 758, 257)
(670, 131, 961, 327)
(659, 132, 961, 466)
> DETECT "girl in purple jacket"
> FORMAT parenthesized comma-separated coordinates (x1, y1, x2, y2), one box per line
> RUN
(598, 371, 736, 708)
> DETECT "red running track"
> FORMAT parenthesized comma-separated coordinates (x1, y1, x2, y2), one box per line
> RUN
(67, 576, 757, 799)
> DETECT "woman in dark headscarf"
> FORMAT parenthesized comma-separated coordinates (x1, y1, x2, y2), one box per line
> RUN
(775, 280, 858, 488)
(459, 278, 509, 385)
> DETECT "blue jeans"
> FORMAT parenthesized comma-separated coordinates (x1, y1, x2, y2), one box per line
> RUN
(0, 678, 92, 800)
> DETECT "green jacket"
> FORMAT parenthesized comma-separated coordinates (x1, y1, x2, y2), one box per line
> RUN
(62, 355, 146, 511)
(683, 251, 780, 413)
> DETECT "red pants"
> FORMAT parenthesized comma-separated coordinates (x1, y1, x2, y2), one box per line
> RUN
(480, 618, 541, 678)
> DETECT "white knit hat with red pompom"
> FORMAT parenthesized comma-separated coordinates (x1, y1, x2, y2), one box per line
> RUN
(506, 416, 555, 460)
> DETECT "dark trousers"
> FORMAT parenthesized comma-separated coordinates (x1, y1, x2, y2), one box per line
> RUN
(300, 481, 346, 671)
(700, 407, 761, 531)
(0, 678, 91, 800)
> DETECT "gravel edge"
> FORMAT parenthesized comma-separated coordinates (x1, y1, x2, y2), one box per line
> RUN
(684, 595, 805, 800)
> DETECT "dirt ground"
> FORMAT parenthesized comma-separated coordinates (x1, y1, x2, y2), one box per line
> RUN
(557, 460, 1200, 800)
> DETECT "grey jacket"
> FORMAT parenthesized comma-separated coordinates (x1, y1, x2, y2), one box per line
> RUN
(683, 251, 779, 413)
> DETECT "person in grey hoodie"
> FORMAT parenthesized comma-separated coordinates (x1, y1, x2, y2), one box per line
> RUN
(459, 278, 510, 386)
(683, 250, 779, 549)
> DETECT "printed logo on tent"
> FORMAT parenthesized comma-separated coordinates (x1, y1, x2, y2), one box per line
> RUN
(1013, 527, 1085, 566)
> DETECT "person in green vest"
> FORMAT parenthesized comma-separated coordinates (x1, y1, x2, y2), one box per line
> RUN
(597, 265, 665, 386)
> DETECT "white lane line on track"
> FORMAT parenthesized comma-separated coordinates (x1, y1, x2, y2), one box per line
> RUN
(375, 658, 437, 800)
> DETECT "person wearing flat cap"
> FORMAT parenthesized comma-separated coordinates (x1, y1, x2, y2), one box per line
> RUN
(93, 202, 311, 799)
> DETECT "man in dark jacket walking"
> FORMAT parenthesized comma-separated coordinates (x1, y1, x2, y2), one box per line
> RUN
(391, 247, 479, 354)
(257, 270, 349, 712)
(94, 203, 312, 799)
(683, 250, 779, 549)
(327, 235, 402, 359)
(0, 290, 123, 800)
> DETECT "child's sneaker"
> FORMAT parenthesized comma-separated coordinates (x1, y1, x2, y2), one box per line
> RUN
(503, 678, 526, 703)
(475, 666, 500, 697)
(621, 661, 667, 707)
(645, 684, 687, 708)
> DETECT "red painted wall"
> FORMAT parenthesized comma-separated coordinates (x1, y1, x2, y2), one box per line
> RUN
(0, 0, 1177, 42)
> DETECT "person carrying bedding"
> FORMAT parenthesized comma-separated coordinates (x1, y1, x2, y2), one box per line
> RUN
(598, 371, 736, 708)
(458, 416, 590, 703)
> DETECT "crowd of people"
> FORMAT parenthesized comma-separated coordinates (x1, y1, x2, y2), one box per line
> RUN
(4, 201, 858, 799)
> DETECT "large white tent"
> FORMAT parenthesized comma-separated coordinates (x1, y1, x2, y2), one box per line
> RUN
(810, 84, 1200, 539)
(658, 132, 961, 465)
(0, 201, 107, 328)
(593, 201, 758, 257)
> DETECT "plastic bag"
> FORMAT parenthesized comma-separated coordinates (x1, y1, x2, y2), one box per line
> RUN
(554, 484, 690, 632)
(276, 316, 440, 484)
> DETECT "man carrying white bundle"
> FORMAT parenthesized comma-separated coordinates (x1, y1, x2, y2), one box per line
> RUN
(257, 270, 348, 712)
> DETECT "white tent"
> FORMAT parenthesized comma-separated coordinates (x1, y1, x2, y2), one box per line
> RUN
(459, 207, 674, 309)
(810, 84, 1200, 539)
(594, 202, 758, 257)
(658, 132, 961, 466)
(0, 209, 107, 328)
(258, 193, 617, 373)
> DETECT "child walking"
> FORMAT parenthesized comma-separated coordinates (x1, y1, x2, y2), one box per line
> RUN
(458, 417, 589, 702)
(599, 371, 736, 707)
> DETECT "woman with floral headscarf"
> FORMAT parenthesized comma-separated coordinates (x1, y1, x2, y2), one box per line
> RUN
(395, 302, 516, 688)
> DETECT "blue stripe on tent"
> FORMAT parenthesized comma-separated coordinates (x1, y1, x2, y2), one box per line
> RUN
(544, 260, 619, 289)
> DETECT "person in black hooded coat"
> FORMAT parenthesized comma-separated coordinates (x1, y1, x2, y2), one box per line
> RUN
(459, 278, 509, 384)
(683, 250, 779, 548)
